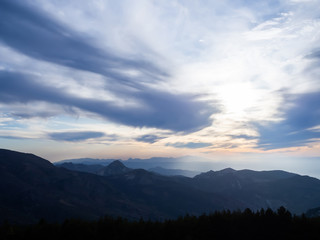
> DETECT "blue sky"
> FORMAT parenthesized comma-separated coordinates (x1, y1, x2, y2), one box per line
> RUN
(0, 0, 320, 176)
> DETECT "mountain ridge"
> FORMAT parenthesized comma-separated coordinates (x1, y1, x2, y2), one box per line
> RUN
(54, 155, 213, 172)
(97, 160, 132, 176)
(2, 148, 320, 224)
(0, 149, 236, 223)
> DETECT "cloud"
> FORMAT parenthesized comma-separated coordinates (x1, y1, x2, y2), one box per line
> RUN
(48, 131, 105, 142)
(0, 0, 166, 84)
(0, 1, 219, 133)
(135, 134, 165, 143)
(0, 70, 216, 132)
(255, 91, 320, 149)
(1, 0, 319, 159)
(306, 49, 320, 75)
(166, 142, 212, 149)
(0, 135, 29, 140)
(230, 134, 258, 140)
(307, 49, 320, 59)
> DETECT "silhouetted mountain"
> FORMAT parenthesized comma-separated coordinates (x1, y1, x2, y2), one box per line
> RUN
(104, 168, 239, 218)
(57, 161, 200, 178)
(2, 148, 320, 224)
(55, 158, 115, 165)
(193, 168, 320, 214)
(97, 160, 132, 176)
(0, 149, 235, 223)
(149, 166, 200, 177)
(306, 206, 320, 217)
(0, 149, 141, 223)
(56, 161, 134, 176)
(56, 162, 104, 174)
(195, 168, 296, 182)
(55, 155, 213, 172)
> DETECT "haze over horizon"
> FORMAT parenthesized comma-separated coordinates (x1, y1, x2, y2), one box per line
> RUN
(0, 0, 320, 178)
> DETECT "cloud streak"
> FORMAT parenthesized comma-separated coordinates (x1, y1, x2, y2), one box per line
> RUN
(0, 0, 219, 133)
(48, 131, 105, 142)
(0, 0, 167, 85)
(135, 134, 165, 144)
(256, 91, 320, 149)
(0, 70, 216, 132)
(166, 142, 212, 149)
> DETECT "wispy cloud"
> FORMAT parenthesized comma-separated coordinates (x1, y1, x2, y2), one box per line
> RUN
(166, 142, 212, 149)
(135, 134, 165, 144)
(255, 91, 320, 149)
(230, 135, 258, 141)
(48, 131, 105, 142)
(0, 0, 166, 83)
(0, 70, 216, 132)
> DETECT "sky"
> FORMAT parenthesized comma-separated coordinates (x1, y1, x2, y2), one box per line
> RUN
(1, 0, 320, 177)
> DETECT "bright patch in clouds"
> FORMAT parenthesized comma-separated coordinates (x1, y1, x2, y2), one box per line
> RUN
(0, 0, 320, 176)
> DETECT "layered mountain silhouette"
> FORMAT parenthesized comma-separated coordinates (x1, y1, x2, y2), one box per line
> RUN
(97, 160, 132, 176)
(56, 162, 104, 174)
(0, 149, 234, 223)
(148, 166, 200, 177)
(1, 148, 320, 224)
(193, 169, 320, 214)
(306, 206, 320, 217)
(57, 162, 200, 177)
(56, 156, 212, 172)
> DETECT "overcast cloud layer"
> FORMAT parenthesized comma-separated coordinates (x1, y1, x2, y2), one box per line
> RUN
(0, 0, 320, 176)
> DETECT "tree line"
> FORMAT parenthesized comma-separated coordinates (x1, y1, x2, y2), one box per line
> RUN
(1, 207, 320, 240)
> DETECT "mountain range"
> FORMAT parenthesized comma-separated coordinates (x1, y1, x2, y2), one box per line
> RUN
(56, 161, 201, 177)
(1, 148, 320, 224)
(55, 156, 214, 174)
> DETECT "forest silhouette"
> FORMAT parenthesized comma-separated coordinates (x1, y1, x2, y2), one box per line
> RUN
(1, 207, 320, 240)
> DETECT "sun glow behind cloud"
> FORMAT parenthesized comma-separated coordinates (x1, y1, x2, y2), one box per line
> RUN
(0, 0, 320, 177)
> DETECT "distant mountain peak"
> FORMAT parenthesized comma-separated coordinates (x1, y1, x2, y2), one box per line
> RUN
(108, 160, 125, 168)
(218, 168, 236, 174)
(97, 160, 132, 176)
(194, 168, 237, 179)
(194, 170, 215, 179)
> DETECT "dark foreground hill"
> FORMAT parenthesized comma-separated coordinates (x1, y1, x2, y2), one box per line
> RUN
(55, 162, 104, 174)
(59, 158, 320, 215)
(0, 149, 135, 223)
(1, 149, 320, 224)
(0, 149, 234, 224)
(192, 168, 320, 214)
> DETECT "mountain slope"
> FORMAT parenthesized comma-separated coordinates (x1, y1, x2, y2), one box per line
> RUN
(193, 168, 320, 214)
(97, 160, 132, 176)
(2, 148, 320, 224)
(55, 156, 212, 172)
(0, 149, 234, 223)
(56, 162, 104, 174)
(0, 149, 136, 223)
(104, 168, 240, 218)
(306, 206, 320, 217)
(149, 166, 200, 177)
